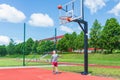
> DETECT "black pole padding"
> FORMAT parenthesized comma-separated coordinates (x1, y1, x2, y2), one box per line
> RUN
(76, 20, 88, 75)
(83, 21, 88, 75)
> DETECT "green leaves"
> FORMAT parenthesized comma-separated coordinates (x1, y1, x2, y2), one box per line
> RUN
(25, 38, 34, 54)
(90, 18, 120, 53)
(37, 40, 54, 53)
(6, 39, 16, 55)
(57, 32, 83, 52)
(89, 19, 102, 52)
(75, 32, 84, 50)
(0, 45, 7, 56)
(101, 18, 120, 52)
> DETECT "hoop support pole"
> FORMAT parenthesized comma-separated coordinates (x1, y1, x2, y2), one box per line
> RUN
(73, 19, 88, 75)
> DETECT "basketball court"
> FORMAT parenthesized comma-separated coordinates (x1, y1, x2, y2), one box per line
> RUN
(0, 67, 115, 80)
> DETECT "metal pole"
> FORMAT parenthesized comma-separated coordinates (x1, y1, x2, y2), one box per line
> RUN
(81, 0, 84, 20)
(77, 20, 88, 75)
(23, 23, 26, 66)
(83, 21, 88, 74)
(54, 28, 57, 52)
(82, 0, 88, 74)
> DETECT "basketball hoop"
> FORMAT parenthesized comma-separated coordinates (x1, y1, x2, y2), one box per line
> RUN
(59, 16, 73, 24)
(57, 0, 83, 25)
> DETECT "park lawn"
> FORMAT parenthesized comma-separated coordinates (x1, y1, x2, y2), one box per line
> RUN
(57, 53, 120, 66)
(0, 53, 120, 66)
(0, 57, 50, 67)
(0, 58, 22, 66)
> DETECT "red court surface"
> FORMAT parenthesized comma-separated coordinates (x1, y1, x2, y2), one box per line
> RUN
(0, 67, 115, 80)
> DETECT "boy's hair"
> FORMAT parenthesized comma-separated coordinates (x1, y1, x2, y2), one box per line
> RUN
(53, 50, 56, 54)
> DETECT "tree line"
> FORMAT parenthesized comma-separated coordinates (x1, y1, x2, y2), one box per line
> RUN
(0, 18, 120, 56)
(57, 18, 120, 53)
(0, 38, 55, 56)
(58, 18, 120, 53)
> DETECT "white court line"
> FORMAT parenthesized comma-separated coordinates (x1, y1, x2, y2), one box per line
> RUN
(0, 64, 72, 69)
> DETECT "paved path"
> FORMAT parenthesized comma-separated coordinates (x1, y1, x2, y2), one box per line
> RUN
(0, 68, 115, 80)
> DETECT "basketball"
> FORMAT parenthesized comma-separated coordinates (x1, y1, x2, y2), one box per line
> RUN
(58, 5, 62, 9)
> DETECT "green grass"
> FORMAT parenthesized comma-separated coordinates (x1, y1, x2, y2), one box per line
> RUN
(0, 58, 22, 66)
(57, 53, 120, 66)
(88, 53, 120, 66)
(0, 58, 50, 67)
(39, 53, 120, 66)
(0, 53, 120, 66)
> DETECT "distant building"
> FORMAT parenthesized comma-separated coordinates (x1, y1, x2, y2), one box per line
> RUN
(41, 35, 64, 41)
(73, 48, 102, 53)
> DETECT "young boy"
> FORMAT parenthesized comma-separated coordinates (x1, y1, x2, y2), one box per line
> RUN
(51, 50, 59, 74)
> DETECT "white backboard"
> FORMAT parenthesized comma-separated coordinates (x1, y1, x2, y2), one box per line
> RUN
(58, 0, 83, 24)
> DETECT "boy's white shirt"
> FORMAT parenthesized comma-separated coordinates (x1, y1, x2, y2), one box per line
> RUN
(51, 54, 59, 62)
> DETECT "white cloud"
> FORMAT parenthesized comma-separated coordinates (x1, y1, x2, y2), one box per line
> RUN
(0, 35, 10, 45)
(28, 13, 54, 27)
(0, 4, 26, 23)
(84, 0, 106, 14)
(0, 35, 23, 45)
(59, 25, 73, 33)
(108, 2, 120, 16)
(15, 40, 23, 44)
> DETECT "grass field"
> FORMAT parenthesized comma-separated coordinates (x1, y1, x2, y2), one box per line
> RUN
(0, 53, 120, 66)
(45, 53, 120, 66)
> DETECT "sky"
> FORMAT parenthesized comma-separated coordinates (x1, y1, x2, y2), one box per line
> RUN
(0, 0, 120, 45)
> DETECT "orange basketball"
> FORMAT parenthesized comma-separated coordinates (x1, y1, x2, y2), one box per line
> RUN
(58, 5, 62, 9)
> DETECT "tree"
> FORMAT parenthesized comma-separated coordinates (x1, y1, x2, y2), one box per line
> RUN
(57, 32, 77, 52)
(37, 40, 54, 53)
(6, 39, 16, 55)
(0, 45, 7, 56)
(32, 40, 39, 53)
(14, 43, 24, 54)
(74, 32, 84, 53)
(89, 19, 102, 52)
(57, 33, 71, 52)
(69, 32, 77, 50)
(101, 18, 120, 53)
(25, 38, 34, 55)
(57, 37, 68, 51)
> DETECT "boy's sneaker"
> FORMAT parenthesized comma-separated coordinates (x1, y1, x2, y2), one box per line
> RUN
(54, 72, 61, 74)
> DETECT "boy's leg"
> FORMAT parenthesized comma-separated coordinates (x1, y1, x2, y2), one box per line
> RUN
(52, 62, 60, 74)
(53, 66, 55, 73)
(52, 62, 55, 73)
(55, 62, 58, 73)
(53, 66, 55, 71)
(55, 67, 58, 72)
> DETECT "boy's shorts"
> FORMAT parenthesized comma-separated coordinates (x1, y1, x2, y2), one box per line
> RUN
(52, 62, 58, 67)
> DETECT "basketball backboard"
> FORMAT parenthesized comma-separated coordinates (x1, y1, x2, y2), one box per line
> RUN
(58, 0, 83, 24)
